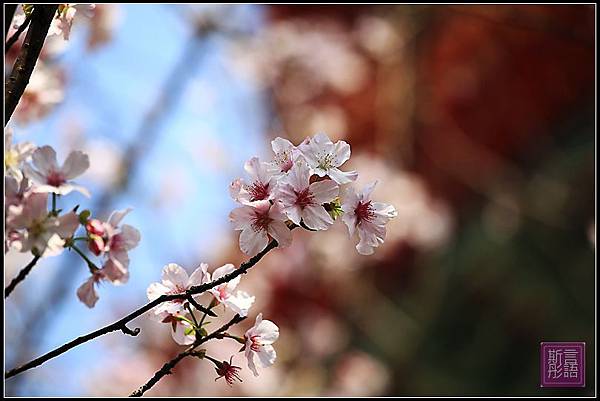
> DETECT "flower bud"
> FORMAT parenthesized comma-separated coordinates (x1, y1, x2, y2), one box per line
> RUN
(86, 218, 105, 236)
(78, 209, 91, 225)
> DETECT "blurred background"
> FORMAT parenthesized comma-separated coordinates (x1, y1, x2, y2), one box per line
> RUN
(3, 4, 595, 396)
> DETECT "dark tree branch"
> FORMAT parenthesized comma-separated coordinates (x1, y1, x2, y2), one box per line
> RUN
(129, 314, 246, 397)
(5, 254, 41, 298)
(5, 13, 32, 54)
(5, 238, 282, 379)
(5, 4, 58, 126)
(5, 4, 17, 36)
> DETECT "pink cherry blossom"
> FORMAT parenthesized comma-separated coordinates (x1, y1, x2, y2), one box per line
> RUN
(24, 145, 90, 197)
(229, 156, 277, 204)
(76, 271, 103, 308)
(202, 263, 255, 317)
(49, 4, 96, 41)
(276, 161, 339, 230)
(146, 263, 206, 320)
(87, 208, 141, 285)
(298, 133, 358, 184)
(270, 137, 299, 175)
(244, 313, 279, 377)
(6, 192, 79, 256)
(5, 128, 36, 181)
(341, 181, 398, 255)
(229, 200, 292, 256)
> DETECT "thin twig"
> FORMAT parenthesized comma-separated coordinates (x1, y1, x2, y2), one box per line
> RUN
(5, 4, 58, 126)
(5, 255, 41, 298)
(5, 238, 281, 379)
(129, 314, 246, 397)
(5, 13, 32, 54)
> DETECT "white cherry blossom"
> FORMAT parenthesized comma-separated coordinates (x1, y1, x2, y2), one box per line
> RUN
(24, 145, 90, 197)
(229, 156, 278, 204)
(6, 192, 79, 256)
(4, 128, 36, 181)
(244, 313, 280, 376)
(146, 263, 205, 320)
(299, 133, 358, 184)
(341, 181, 398, 255)
(276, 162, 339, 230)
(202, 263, 255, 317)
(229, 200, 292, 256)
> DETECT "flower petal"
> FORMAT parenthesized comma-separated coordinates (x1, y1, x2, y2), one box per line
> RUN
(77, 276, 99, 308)
(302, 205, 333, 231)
(61, 150, 89, 180)
(239, 226, 269, 256)
(32, 145, 59, 175)
(267, 221, 292, 248)
(327, 167, 358, 184)
(309, 179, 339, 204)
(161, 263, 189, 289)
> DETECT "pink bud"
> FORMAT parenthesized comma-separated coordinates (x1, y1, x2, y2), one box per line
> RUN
(86, 219, 105, 236)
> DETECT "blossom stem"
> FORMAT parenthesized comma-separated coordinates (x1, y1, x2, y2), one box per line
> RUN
(129, 314, 245, 397)
(51, 193, 57, 214)
(185, 303, 199, 328)
(70, 244, 99, 273)
(5, 254, 41, 298)
(5, 239, 282, 380)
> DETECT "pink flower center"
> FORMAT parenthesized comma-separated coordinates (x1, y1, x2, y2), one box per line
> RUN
(355, 201, 375, 223)
(46, 170, 66, 187)
(250, 335, 262, 352)
(215, 358, 243, 386)
(217, 285, 230, 300)
(251, 211, 272, 232)
(294, 188, 315, 209)
(249, 181, 270, 202)
(275, 150, 293, 172)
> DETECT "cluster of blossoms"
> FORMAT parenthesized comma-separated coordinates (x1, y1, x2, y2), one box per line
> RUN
(4, 128, 140, 308)
(229, 132, 398, 256)
(147, 263, 278, 382)
(145, 133, 395, 385)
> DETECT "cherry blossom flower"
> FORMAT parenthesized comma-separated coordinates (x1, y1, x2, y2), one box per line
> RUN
(276, 161, 339, 230)
(5, 176, 31, 209)
(270, 137, 299, 175)
(76, 270, 103, 308)
(212, 356, 243, 386)
(229, 157, 277, 204)
(88, 208, 141, 284)
(341, 181, 398, 255)
(229, 200, 292, 256)
(6, 192, 79, 256)
(24, 145, 90, 197)
(201, 263, 255, 317)
(5, 176, 33, 252)
(146, 263, 206, 320)
(49, 4, 96, 41)
(244, 313, 279, 377)
(299, 133, 358, 184)
(4, 128, 36, 181)
(13, 63, 65, 125)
